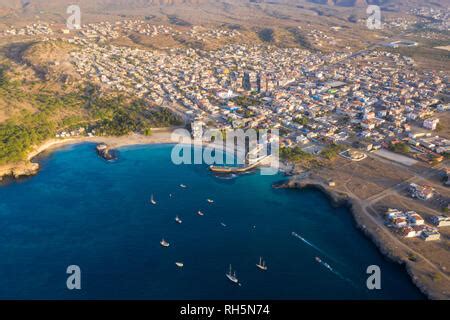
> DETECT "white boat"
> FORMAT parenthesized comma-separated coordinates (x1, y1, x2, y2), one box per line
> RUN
(226, 264, 239, 284)
(180, 184, 187, 188)
(160, 239, 170, 247)
(256, 257, 268, 271)
(175, 262, 184, 268)
(207, 199, 214, 203)
(197, 210, 204, 216)
(150, 194, 157, 205)
(221, 222, 227, 227)
(175, 216, 182, 224)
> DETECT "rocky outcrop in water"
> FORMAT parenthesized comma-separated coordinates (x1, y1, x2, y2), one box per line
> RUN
(96, 143, 117, 161)
(0, 162, 39, 181)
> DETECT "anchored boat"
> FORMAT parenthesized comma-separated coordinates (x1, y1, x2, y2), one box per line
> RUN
(226, 265, 239, 284)
(256, 257, 268, 271)
(160, 239, 170, 247)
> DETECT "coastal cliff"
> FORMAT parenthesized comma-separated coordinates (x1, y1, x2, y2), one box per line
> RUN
(273, 175, 450, 300)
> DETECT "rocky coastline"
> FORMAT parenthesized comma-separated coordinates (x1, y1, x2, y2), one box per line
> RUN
(96, 143, 118, 161)
(273, 175, 448, 300)
(0, 161, 40, 181)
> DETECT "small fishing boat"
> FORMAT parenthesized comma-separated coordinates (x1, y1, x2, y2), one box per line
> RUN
(256, 257, 268, 271)
(175, 216, 182, 224)
(207, 199, 214, 203)
(150, 194, 157, 205)
(160, 239, 170, 247)
(315, 256, 332, 270)
(197, 210, 204, 216)
(175, 262, 184, 268)
(180, 184, 187, 188)
(226, 265, 239, 284)
(220, 222, 227, 227)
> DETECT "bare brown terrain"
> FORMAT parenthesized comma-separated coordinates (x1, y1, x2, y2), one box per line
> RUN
(287, 153, 450, 299)
(0, 0, 447, 300)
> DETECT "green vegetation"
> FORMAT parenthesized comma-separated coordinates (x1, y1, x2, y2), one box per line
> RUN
(431, 272, 442, 282)
(89, 97, 182, 136)
(231, 95, 261, 107)
(293, 117, 308, 126)
(236, 108, 255, 118)
(320, 144, 345, 160)
(0, 69, 182, 164)
(0, 113, 55, 164)
(389, 142, 410, 154)
(0, 68, 61, 164)
(287, 27, 315, 51)
(407, 253, 418, 262)
(280, 146, 314, 162)
(0, 66, 27, 101)
(258, 28, 274, 43)
(168, 15, 191, 27)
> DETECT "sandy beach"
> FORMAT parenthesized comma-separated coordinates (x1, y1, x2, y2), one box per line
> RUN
(1, 128, 445, 299)
(0, 128, 283, 180)
(0, 129, 176, 180)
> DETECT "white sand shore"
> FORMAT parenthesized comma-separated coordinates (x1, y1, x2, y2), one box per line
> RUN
(0, 130, 176, 180)
(1, 128, 283, 180)
(27, 130, 176, 161)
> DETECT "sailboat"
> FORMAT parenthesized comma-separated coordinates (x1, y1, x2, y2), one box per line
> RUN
(197, 210, 204, 216)
(160, 239, 170, 247)
(175, 215, 182, 224)
(256, 257, 268, 271)
(150, 194, 157, 205)
(226, 265, 239, 284)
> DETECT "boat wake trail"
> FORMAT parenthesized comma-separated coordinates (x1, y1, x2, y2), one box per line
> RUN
(315, 256, 356, 287)
(292, 232, 357, 287)
(291, 232, 334, 261)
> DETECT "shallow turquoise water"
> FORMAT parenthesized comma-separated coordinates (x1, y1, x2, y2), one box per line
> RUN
(0, 144, 423, 299)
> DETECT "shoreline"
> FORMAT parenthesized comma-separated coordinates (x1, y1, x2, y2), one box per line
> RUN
(273, 175, 449, 300)
(0, 130, 176, 181)
(0, 129, 284, 180)
(0, 132, 445, 299)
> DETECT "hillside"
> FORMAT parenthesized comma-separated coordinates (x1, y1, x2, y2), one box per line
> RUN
(1, 0, 448, 25)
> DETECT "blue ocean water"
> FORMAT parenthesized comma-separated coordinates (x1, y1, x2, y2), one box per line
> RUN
(0, 144, 424, 299)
